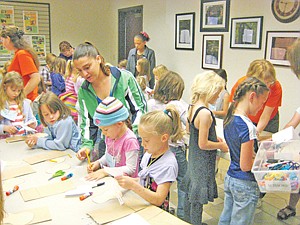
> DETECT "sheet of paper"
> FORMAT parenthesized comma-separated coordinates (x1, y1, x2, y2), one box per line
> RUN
(65, 185, 92, 196)
(2, 165, 36, 180)
(3, 211, 34, 225)
(23, 151, 69, 165)
(272, 126, 299, 144)
(110, 213, 150, 225)
(6, 136, 26, 143)
(20, 180, 74, 201)
(148, 209, 191, 225)
(104, 166, 123, 177)
(136, 205, 163, 221)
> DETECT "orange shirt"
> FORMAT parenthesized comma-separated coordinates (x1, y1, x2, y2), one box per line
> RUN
(229, 76, 282, 124)
(8, 50, 38, 101)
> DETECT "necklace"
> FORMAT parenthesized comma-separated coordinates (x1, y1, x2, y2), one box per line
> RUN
(147, 154, 163, 168)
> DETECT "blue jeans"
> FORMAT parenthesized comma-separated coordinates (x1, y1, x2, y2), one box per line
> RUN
(170, 145, 187, 220)
(218, 174, 260, 225)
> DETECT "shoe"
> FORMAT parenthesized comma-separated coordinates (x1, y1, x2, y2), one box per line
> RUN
(256, 198, 262, 208)
(277, 205, 296, 220)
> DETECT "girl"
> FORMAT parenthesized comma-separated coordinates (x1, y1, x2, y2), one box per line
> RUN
(115, 105, 182, 211)
(136, 76, 151, 101)
(126, 31, 156, 88)
(25, 92, 81, 152)
(50, 57, 66, 96)
(0, 71, 36, 138)
(153, 64, 168, 82)
(147, 70, 188, 219)
(1, 26, 40, 101)
(218, 77, 269, 225)
(180, 71, 228, 225)
(136, 57, 151, 87)
(85, 97, 139, 180)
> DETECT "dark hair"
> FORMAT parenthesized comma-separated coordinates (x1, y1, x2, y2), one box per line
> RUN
(214, 69, 228, 90)
(135, 31, 150, 42)
(73, 42, 110, 76)
(59, 41, 73, 52)
(224, 77, 269, 126)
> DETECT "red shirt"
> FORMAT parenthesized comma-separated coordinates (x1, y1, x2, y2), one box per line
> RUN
(8, 50, 38, 101)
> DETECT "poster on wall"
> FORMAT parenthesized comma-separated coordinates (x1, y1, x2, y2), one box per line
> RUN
(0, 5, 15, 28)
(24, 35, 46, 64)
(0, 42, 12, 58)
(23, 11, 38, 34)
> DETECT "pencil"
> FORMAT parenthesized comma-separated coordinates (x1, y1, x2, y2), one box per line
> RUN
(86, 149, 91, 167)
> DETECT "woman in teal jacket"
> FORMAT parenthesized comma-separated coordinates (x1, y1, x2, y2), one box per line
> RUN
(73, 42, 147, 161)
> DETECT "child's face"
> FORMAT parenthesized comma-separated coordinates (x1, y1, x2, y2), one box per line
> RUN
(208, 88, 222, 105)
(6, 85, 22, 101)
(99, 123, 122, 140)
(250, 91, 269, 116)
(134, 37, 146, 51)
(136, 63, 141, 73)
(40, 104, 60, 125)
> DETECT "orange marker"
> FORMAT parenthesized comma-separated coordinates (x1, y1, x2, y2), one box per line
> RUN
(6, 185, 19, 196)
(79, 192, 93, 201)
(61, 173, 73, 181)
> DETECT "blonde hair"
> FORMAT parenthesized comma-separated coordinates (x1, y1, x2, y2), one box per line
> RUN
(0, 71, 25, 111)
(287, 38, 300, 79)
(153, 64, 168, 80)
(45, 53, 56, 66)
(118, 59, 128, 69)
(38, 92, 71, 127)
(136, 76, 147, 91)
(246, 59, 276, 81)
(1, 26, 39, 69)
(137, 58, 150, 82)
(51, 57, 66, 75)
(64, 60, 79, 82)
(190, 71, 225, 105)
(154, 71, 184, 103)
(0, 60, 11, 78)
(139, 105, 184, 143)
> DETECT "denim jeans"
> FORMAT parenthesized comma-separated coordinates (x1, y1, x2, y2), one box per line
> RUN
(169, 145, 187, 220)
(218, 174, 260, 225)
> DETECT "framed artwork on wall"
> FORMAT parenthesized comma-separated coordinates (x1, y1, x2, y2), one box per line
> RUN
(202, 34, 223, 69)
(175, 12, 195, 50)
(200, 0, 230, 32)
(265, 31, 300, 66)
(230, 16, 263, 49)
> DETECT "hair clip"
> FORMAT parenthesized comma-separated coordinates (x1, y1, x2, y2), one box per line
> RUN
(163, 109, 172, 120)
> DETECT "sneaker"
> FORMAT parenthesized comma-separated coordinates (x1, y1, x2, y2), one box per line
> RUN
(256, 198, 262, 208)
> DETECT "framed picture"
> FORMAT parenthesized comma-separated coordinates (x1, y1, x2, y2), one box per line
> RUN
(200, 0, 230, 32)
(175, 12, 195, 50)
(265, 31, 300, 66)
(230, 16, 263, 49)
(202, 35, 223, 69)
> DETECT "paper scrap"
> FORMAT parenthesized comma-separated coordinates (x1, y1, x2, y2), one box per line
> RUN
(23, 151, 69, 165)
(103, 166, 123, 177)
(3, 211, 34, 225)
(2, 165, 36, 180)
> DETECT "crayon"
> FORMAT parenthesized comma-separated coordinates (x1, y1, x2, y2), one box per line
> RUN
(6, 185, 19, 196)
(79, 192, 93, 201)
(61, 173, 73, 181)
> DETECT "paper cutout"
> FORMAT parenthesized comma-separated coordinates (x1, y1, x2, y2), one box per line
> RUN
(110, 213, 150, 225)
(46, 163, 71, 174)
(2, 165, 36, 180)
(20, 179, 74, 201)
(65, 185, 92, 196)
(3, 211, 34, 225)
(3, 177, 24, 191)
(23, 151, 69, 165)
(1, 108, 18, 120)
(6, 136, 26, 143)
(103, 166, 123, 177)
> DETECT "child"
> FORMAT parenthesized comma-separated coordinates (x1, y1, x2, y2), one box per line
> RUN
(136, 76, 151, 101)
(153, 64, 168, 82)
(40, 53, 56, 91)
(50, 57, 66, 96)
(118, 59, 128, 70)
(0, 60, 11, 84)
(180, 71, 228, 225)
(218, 77, 269, 225)
(25, 92, 81, 152)
(0, 71, 36, 138)
(147, 70, 188, 219)
(136, 57, 151, 88)
(85, 97, 139, 180)
(115, 105, 182, 211)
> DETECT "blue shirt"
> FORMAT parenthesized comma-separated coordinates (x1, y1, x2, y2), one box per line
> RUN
(224, 115, 257, 181)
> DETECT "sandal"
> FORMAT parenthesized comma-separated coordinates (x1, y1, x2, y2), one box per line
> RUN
(277, 205, 296, 220)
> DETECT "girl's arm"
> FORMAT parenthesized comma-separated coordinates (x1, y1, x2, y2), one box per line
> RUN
(284, 111, 300, 129)
(116, 176, 171, 206)
(240, 140, 255, 171)
(118, 150, 138, 176)
(212, 92, 230, 118)
(256, 106, 274, 133)
(24, 72, 40, 97)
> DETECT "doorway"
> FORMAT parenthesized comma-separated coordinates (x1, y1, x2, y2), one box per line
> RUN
(118, 5, 143, 63)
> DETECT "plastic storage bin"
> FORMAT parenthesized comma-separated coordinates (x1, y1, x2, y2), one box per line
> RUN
(252, 140, 300, 193)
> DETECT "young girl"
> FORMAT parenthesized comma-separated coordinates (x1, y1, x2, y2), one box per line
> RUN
(25, 92, 81, 152)
(180, 71, 228, 225)
(0, 71, 36, 138)
(153, 64, 168, 82)
(50, 57, 66, 96)
(218, 77, 269, 225)
(85, 97, 139, 180)
(147, 70, 188, 219)
(115, 105, 182, 211)
(136, 58, 151, 87)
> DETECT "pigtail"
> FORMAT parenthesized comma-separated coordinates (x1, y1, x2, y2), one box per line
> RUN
(165, 105, 184, 143)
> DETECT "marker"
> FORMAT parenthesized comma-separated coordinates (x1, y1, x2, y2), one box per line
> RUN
(92, 182, 105, 188)
(61, 173, 73, 181)
(79, 192, 93, 201)
(6, 185, 19, 196)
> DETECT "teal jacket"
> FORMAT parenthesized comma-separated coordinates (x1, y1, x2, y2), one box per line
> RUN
(78, 66, 147, 151)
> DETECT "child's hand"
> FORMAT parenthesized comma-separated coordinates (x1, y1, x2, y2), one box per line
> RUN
(4, 125, 18, 134)
(115, 176, 137, 190)
(27, 121, 37, 129)
(25, 135, 38, 148)
(76, 148, 90, 161)
(219, 142, 229, 153)
(85, 169, 106, 181)
(87, 161, 100, 173)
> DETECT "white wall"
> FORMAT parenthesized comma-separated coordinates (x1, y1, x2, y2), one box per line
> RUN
(21, 0, 300, 131)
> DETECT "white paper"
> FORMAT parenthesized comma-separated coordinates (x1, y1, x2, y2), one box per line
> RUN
(0, 109, 18, 120)
(109, 213, 150, 225)
(65, 185, 92, 196)
(104, 166, 123, 177)
(272, 126, 299, 144)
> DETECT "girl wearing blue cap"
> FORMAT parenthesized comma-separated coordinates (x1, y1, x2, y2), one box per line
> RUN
(85, 97, 139, 180)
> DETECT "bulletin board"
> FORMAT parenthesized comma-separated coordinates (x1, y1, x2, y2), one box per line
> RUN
(0, 0, 51, 66)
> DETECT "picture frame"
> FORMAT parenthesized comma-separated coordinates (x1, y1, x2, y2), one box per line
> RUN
(265, 31, 300, 67)
(202, 35, 223, 70)
(200, 0, 230, 32)
(175, 12, 195, 50)
(230, 16, 263, 49)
